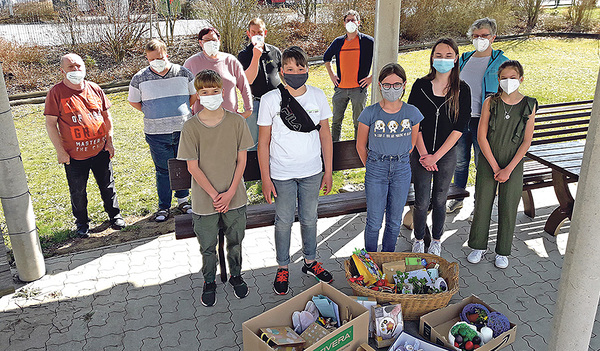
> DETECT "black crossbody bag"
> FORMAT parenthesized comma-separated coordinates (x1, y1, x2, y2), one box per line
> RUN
(277, 84, 321, 133)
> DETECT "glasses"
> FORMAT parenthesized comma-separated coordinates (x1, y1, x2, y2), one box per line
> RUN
(381, 82, 404, 90)
(472, 33, 492, 39)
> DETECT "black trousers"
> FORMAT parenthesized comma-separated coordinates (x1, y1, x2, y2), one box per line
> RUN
(64, 150, 120, 227)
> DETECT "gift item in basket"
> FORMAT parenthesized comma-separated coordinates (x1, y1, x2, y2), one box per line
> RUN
(345, 252, 459, 320)
(382, 261, 406, 284)
(351, 249, 384, 286)
(460, 303, 490, 329)
(486, 312, 511, 338)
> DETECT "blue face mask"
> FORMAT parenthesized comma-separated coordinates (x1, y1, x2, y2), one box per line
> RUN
(432, 59, 455, 74)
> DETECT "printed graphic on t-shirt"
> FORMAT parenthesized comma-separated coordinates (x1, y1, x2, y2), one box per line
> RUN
(59, 93, 107, 158)
(372, 118, 411, 138)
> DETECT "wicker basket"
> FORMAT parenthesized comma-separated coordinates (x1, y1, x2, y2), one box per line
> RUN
(344, 252, 459, 320)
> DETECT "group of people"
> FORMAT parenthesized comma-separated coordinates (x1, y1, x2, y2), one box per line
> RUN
(44, 12, 537, 308)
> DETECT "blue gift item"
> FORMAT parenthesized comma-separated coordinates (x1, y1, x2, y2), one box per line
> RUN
(460, 303, 490, 328)
(486, 311, 511, 338)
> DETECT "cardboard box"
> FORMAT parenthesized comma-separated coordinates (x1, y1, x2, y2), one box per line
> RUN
(419, 295, 517, 351)
(388, 331, 449, 351)
(355, 343, 376, 351)
(243, 282, 369, 351)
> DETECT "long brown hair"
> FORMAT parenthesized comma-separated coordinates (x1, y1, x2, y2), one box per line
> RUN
(424, 38, 461, 123)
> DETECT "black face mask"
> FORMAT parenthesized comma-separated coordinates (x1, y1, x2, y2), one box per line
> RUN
(283, 72, 308, 90)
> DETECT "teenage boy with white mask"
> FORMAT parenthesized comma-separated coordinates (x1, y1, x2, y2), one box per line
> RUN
(177, 69, 253, 307)
(447, 17, 509, 214)
(128, 39, 197, 222)
(323, 9, 374, 141)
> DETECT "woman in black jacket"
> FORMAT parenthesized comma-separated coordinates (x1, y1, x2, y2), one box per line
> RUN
(407, 38, 471, 256)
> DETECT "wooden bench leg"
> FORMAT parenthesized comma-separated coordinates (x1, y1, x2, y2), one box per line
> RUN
(218, 221, 227, 283)
(544, 170, 574, 236)
(522, 189, 535, 218)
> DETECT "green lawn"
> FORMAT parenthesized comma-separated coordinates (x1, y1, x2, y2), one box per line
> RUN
(4, 37, 600, 247)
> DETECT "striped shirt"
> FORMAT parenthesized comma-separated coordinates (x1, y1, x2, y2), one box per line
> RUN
(128, 64, 196, 134)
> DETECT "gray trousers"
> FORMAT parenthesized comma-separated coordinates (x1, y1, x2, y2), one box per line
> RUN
(331, 86, 368, 141)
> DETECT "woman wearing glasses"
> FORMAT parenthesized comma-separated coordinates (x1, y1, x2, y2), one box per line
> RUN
(184, 27, 253, 118)
(356, 63, 423, 252)
(407, 38, 471, 256)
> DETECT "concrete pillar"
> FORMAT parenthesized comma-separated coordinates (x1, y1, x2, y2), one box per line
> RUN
(371, 0, 401, 103)
(0, 63, 46, 282)
(548, 68, 600, 349)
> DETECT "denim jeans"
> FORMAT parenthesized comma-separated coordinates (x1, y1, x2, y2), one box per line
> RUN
(410, 147, 457, 240)
(272, 172, 323, 266)
(364, 151, 411, 252)
(246, 100, 260, 151)
(331, 86, 368, 141)
(453, 117, 481, 195)
(64, 149, 120, 227)
(145, 132, 189, 210)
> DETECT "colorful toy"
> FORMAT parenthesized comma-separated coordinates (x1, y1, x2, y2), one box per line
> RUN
(448, 322, 483, 351)
(460, 303, 490, 329)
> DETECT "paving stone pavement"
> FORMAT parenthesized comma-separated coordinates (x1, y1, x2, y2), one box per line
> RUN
(1, 186, 599, 350)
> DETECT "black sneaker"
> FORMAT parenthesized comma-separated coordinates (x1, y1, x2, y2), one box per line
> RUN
(229, 275, 249, 299)
(75, 224, 89, 238)
(273, 268, 289, 295)
(201, 281, 217, 307)
(302, 261, 333, 283)
(110, 215, 126, 230)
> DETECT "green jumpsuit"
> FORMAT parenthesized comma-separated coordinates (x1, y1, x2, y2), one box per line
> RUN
(468, 95, 537, 256)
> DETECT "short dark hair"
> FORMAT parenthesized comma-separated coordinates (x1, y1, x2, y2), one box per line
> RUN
(378, 63, 406, 84)
(282, 46, 308, 68)
(194, 69, 223, 90)
(344, 9, 360, 22)
(198, 27, 221, 41)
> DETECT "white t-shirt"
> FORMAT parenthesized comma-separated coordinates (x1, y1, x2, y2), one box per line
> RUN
(257, 85, 332, 180)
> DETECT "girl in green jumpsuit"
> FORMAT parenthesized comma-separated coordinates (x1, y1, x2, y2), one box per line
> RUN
(466, 60, 537, 269)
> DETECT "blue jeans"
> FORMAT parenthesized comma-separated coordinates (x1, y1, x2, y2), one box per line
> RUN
(145, 132, 189, 210)
(411, 147, 457, 240)
(364, 151, 411, 252)
(246, 100, 260, 151)
(453, 117, 481, 195)
(272, 172, 323, 266)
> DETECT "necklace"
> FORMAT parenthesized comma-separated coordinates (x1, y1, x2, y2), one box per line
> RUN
(502, 100, 515, 120)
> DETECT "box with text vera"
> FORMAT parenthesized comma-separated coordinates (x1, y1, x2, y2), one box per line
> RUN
(243, 282, 369, 351)
(419, 295, 516, 351)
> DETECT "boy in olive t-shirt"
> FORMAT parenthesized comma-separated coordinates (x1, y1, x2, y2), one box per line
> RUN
(177, 69, 253, 307)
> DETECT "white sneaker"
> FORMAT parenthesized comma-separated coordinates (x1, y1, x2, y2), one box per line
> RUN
(446, 199, 463, 213)
(412, 239, 425, 253)
(427, 240, 441, 256)
(495, 255, 509, 269)
(467, 249, 486, 264)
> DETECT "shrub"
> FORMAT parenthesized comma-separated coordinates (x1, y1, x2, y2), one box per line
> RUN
(568, 0, 596, 32)
(99, 0, 149, 62)
(514, 0, 544, 31)
(154, 0, 181, 45)
(203, 0, 259, 55)
(8, 0, 58, 23)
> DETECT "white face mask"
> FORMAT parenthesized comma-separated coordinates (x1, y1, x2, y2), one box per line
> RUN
(251, 35, 264, 47)
(199, 94, 223, 111)
(345, 21, 358, 33)
(203, 41, 220, 56)
(66, 70, 86, 85)
(499, 78, 520, 95)
(473, 38, 490, 52)
(149, 59, 168, 73)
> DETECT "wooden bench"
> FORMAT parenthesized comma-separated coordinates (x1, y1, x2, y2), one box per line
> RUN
(0, 234, 15, 297)
(168, 139, 469, 281)
(521, 100, 591, 218)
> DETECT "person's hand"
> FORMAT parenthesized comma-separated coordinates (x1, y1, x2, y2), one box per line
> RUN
(419, 154, 438, 171)
(262, 178, 277, 204)
(252, 44, 264, 57)
(494, 168, 512, 183)
(104, 140, 115, 158)
(329, 73, 340, 87)
(320, 172, 333, 195)
(359, 76, 372, 88)
(241, 110, 252, 119)
(57, 149, 70, 165)
(213, 190, 235, 213)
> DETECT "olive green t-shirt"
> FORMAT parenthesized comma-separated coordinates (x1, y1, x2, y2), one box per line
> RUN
(177, 110, 253, 215)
